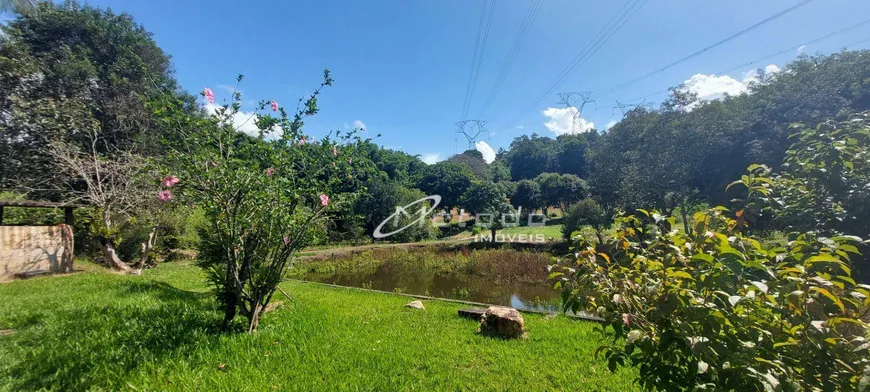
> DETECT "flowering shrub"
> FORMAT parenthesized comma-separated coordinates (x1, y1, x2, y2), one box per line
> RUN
(168, 71, 369, 331)
(551, 206, 870, 390)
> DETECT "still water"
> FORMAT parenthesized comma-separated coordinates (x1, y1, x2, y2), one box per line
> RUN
(303, 263, 562, 312)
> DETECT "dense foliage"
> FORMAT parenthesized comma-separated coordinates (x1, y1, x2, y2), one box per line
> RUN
(552, 205, 870, 391)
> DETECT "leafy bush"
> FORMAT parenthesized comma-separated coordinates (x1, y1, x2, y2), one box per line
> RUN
(772, 112, 870, 238)
(169, 72, 369, 332)
(561, 198, 612, 242)
(551, 205, 870, 391)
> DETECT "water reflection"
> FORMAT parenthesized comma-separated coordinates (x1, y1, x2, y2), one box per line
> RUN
(303, 261, 561, 312)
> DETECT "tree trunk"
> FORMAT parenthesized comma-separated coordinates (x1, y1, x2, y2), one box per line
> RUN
(679, 202, 691, 236)
(247, 302, 263, 333)
(99, 226, 158, 274)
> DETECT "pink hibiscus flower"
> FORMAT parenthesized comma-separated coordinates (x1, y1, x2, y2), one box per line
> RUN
(319, 194, 330, 207)
(157, 190, 173, 202)
(161, 175, 180, 188)
(265, 168, 275, 177)
(332, 145, 338, 156)
(299, 137, 306, 145)
(270, 100, 279, 112)
(283, 236, 291, 246)
(202, 87, 215, 104)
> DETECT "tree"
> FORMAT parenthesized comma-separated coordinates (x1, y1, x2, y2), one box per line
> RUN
(490, 162, 511, 182)
(47, 128, 165, 274)
(501, 133, 557, 180)
(561, 198, 611, 242)
(416, 161, 476, 209)
(0, 1, 190, 193)
(355, 178, 437, 243)
(461, 181, 511, 243)
(510, 180, 542, 217)
(171, 71, 368, 332)
(769, 112, 870, 238)
(535, 172, 588, 212)
(0, 0, 36, 15)
(554, 134, 591, 177)
(447, 149, 490, 181)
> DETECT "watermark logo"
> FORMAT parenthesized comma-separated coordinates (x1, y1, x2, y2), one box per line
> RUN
(372, 195, 442, 239)
(373, 195, 549, 243)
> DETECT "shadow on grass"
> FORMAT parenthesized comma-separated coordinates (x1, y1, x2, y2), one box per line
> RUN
(2, 280, 222, 391)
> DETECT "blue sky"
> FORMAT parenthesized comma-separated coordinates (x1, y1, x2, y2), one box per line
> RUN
(21, 1, 870, 162)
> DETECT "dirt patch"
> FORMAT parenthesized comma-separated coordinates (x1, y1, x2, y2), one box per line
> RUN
(0, 329, 15, 336)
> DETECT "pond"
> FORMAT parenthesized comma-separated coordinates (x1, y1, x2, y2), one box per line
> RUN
(296, 246, 563, 312)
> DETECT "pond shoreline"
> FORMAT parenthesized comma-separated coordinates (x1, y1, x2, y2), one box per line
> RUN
(288, 278, 605, 323)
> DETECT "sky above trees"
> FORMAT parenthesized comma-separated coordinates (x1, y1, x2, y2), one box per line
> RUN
(12, 0, 870, 163)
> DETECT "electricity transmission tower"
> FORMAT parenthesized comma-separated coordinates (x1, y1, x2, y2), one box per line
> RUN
(556, 92, 596, 133)
(454, 120, 489, 153)
(612, 99, 653, 115)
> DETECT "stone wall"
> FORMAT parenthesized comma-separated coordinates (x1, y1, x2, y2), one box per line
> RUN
(0, 225, 73, 281)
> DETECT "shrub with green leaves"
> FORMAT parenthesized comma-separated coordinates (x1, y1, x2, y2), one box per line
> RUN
(561, 198, 612, 242)
(551, 205, 870, 390)
(168, 72, 369, 332)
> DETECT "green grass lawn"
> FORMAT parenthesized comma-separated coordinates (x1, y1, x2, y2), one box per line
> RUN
(0, 262, 637, 391)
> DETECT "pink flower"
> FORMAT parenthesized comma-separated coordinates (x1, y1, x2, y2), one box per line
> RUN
(283, 236, 291, 246)
(319, 194, 330, 207)
(202, 87, 215, 104)
(210, 161, 219, 167)
(161, 176, 180, 188)
(622, 313, 633, 327)
(270, 100, 279, 112)
(332, 145, 338, 156)
(265, 168, 275, 177)
(157, 190, 173, 202)
(299, 137, 306, 145)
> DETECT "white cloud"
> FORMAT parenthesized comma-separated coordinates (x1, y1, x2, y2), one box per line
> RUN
(475, 141, 496, 163)
(204, 102, 263, 137)
(606, 120, 618, 130)
(351, 120, 367, 131)
(798, 45, 806, 54)
(681, 73, 747, 101)
(541, 107, 595, 135)
(680, 64, 781, 103)
(421, 153, 442, 165)
(516, 125, 525, 129)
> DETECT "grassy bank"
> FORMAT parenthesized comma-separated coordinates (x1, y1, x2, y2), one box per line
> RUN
(0, 262, 637, 391)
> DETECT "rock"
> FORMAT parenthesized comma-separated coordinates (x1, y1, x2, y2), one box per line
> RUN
(458, 308, 488, 320)
(478, 306, 525, 339)
(405, 300, 425, 310)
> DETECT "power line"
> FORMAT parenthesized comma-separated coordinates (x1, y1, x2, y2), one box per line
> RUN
(460, 1, 489, 120)
(461, 0, 497, 120)
(500, 0, 647, 130)
(599, 18, 870, 111)
(478, 0, 544, 117)
(594, 0, 817, 100)
(455, 120, 489, 152)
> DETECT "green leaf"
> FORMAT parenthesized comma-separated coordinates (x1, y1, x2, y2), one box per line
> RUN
(751, 281, 769, 294)
(809, 287, 845, 313)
